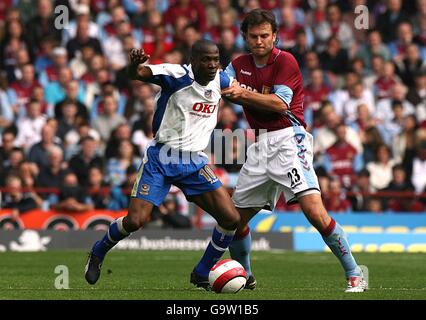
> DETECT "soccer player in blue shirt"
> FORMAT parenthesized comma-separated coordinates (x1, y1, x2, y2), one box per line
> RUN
(85, 40, 240, 288)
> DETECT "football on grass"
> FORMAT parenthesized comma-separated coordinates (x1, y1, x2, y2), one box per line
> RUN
(209, 259, 247, 293)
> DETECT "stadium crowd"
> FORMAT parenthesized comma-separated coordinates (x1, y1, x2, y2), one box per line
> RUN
(0, 0, 426, 220)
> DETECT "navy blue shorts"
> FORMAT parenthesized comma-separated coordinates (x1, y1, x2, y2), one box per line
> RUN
(130, 143, 222, 206)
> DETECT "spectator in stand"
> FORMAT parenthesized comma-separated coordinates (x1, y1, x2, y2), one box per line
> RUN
(15, 100, 46, 151)
(26, 0, 62, 57)
(300, 50, 321, 85)
(382, 100, 406, 144)
(364, 55, 385, 90)
(7, 63, 40, 118)
(411, 140, 426, 193)
(366, 143, 397, 190)
(382, 164, 421, 211)
(38, 47, 69, 88)
(110, 164, 139, 210)
(54, 80, 89, 122)
(0, 75, 14, 133)
(45, 67, 86, 106)
(2, 175, 42, 219)
(50, 172, 94, 212)
(87, 166, 112, 210)
(0, 147, 25, 186)
(348, 169, 376, 212)
(34, 35, 58, 75)
(105, 138, 141, 186)
(91, 94, 126, 144)
(156, 193, 192, 229)
(69, 45, 95, 80)
(414, 6, 426, 47)
(204, 0, 239, 30)
(164, 0, 207, 35)
(0, 128, 17, 175)
(69, 136, 104, 186)
(4, 46, 31, 85)
(90, 81, 126, 120)
(140, 10, 174, 64)
(174, 25, 201, 65)
(207, 10, 241, 48)
(319, 36, 350, 81)
(66, 10, 103, 60)
(30, 85, 49, 116)
(313, 103, 363, 156)
(375, 0, 410, 44)
(407, 71, 426, 123)
(323, 176, 351, 213)
(323, 123, 364, 189)
(0, 18, 30, 77)
(217, 29, 242, 70)
(376, 83, 415, 126)
(304, 0, 328, 28)
(288, 29, 311, 70)
(388, 22, 426, 61)
(34, 145, 68, 203)
(395, 43, 426, 88)
(276, 6, 302, 50)
(315, 4, 354, 52)
(356, 30, 391, 71)
(28, 122, 63, 171)
(341, 81, 375, 124)
(64, 120, 101, 160)
(102, 19, 138, 71)
(374, 61, 401, 101)
(303, 68, 330, 129)
(366, 197, 384, 213)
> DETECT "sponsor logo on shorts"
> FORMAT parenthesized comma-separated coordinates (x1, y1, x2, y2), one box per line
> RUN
(140, 184, 150, 195)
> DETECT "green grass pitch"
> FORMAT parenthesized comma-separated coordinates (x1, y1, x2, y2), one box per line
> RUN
(1, 250, 425, 300)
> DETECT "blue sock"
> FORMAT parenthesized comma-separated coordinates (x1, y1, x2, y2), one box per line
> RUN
(229, 227, 252, 277)
(322, 219, 359, 278)
(92, 217, 130, 260)
(195, 225, 236, 278)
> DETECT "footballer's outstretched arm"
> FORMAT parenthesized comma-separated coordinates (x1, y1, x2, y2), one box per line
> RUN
(127, 48, 153, 81)
(222, 81, 288, 113)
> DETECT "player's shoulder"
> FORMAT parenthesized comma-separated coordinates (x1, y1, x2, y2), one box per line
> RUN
(147, 63, 189, 78)
(276, 50, 299, 66)
(230, 53, 252, 69)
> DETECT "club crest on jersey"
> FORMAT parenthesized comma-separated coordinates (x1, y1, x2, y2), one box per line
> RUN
(140, 184, 150, 195)
(204, 89, 212, 98)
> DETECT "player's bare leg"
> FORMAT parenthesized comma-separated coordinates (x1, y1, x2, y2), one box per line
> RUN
(228, 207, 260, 289)
(298, 193, 368, 292)
(189, 186, 240, 290)
(85, 198, 153, 285)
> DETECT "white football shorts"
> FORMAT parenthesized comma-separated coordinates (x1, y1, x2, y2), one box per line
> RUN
(232, 126, 320, 210)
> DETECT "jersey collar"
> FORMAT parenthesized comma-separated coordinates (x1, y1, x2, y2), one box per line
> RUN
(251, 47, 281, 67)
(266, 47, 281, 65)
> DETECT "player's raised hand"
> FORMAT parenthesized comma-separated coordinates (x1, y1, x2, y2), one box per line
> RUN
(128, 48, 152, 80)
(129, 48, 150, 66)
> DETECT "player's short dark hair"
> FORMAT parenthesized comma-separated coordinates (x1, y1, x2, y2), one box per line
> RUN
(191, 39, 218, 59)
(241, 9, 278, 36)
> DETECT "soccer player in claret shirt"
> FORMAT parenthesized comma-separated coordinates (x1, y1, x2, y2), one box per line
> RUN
(85, 40, 241, 287)
(193, 9, 368, 292)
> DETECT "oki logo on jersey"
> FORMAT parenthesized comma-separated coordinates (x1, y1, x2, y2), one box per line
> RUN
(192, 102, 217, 114)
